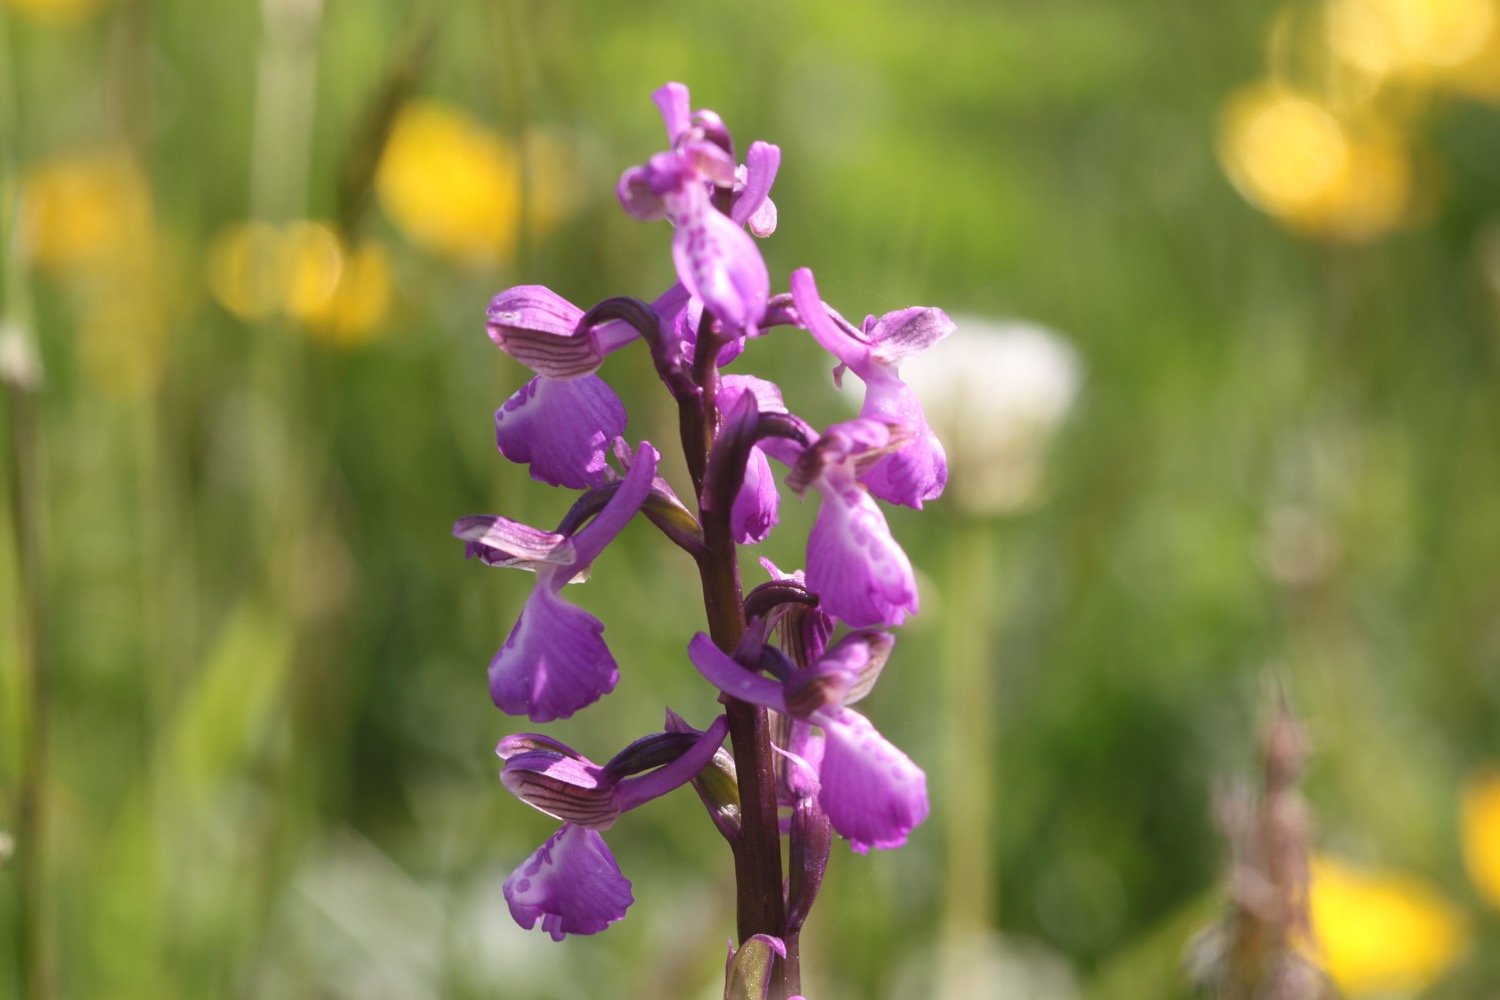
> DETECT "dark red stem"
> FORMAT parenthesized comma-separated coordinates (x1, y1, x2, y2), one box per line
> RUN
(683, 312, 796, 999)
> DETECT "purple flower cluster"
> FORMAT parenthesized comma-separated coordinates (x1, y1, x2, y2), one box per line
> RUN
(456, 82, 953, 993)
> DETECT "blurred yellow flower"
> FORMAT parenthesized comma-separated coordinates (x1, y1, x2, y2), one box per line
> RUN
(18, 149, 171, 395)
(300, 240, 392, 346)
(1326, 0, 1495, 79)
(20, 150, 153, 272)
(205, 219, 391, 343)
(375, 100, 520, 265)
(1443, 7, 1500, 102)
(1218, 84, 1413, 242)
(281, 221, 345, 322)
(1461, 770, 1500, 910)
(1307, 855, 1468, 996)
(206, 221, 286, 322)
(5, 0, 110, 25)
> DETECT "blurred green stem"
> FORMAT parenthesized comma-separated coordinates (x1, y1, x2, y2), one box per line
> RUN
(0, 6, 51, 997)
(491, 0, 535, 272)
(938, 518, 1000, 998)
(250, 0, 324, 222)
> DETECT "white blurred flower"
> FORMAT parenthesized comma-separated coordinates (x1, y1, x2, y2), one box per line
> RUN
(891, 930, 1081, 1000)
(900, 317, 1083, 516)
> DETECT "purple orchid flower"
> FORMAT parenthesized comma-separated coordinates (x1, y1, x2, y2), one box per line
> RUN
(499, 715, 730, 939)
(488, 284, 690, 489)
(453, 442, 659, 721)
(616, 82, 775, 336)
(789, 268, 954, 509)
(688, 633, 927, 853)
(781, 419, 919, 628)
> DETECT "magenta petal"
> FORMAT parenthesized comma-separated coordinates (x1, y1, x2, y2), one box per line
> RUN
(486, 284, 585, 340)
(569, 441, 658, 566)
(865, 306, 955, 364)
(496, 732, 583, 761)
(614, 714, 729, 812)
(489, 581, 618, 722)
(494, 375, 626, 490)
(616, 165, 669, 221)
(687, 633, 788, 711)
(721, 374, 787, 414)
(682, 140, 738, 187)
(652, 82, 691, 142)
(858, 378, 947, 508)
(731, 141, 781, 229)
(860, 429, 947, 509)
(806, 479, 918, 628)
(501, 750, 621, 829)
(747, 197, 777, 239)
(504, 824, 634, 940)
(731, 446, 779, 544)
(672, 196, 768, 334)
(789, 268, 871, 371)
(453, 515, 574, 567)
(817, 710, 929, 853)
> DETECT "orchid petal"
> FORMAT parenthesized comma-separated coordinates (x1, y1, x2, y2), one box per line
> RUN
(817, 709, 928, 853)
(616, 165, 669, 221)
(731, 446, 779, 545)
(731, 142, 781, 230)
(486, 286, 600, 378)
(747, 197, 777, 239)
(496, 732, 584, 761)
(721, 374, 787, 414)
(505, 824, 633, 940)
(452, 515, 574, 568)
(789, 274, 950, 506)
(789, 268, 871, 372)
(569, 441, 659, 567)
(683, 140, 738, 187)
(785, 418, 907, 495)
(615, 715, 730, 813)
(501, 750, 621, 828)
(495, 375, 626, 490)
(806, 475, 918, 628)
(717, 376, 784, 544)
(486, 285, 585, 337)
(855, 377, 947, 508)
(672, 194, 768, 335)
(865, 306, 955, 365)
(687, 633, 788, 711)
(785, 630, 893, 716)
(489, 580, 617, 722)
(653, 82, 691, 143)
